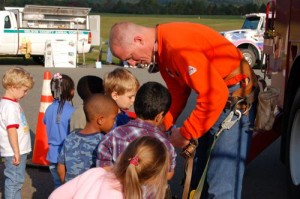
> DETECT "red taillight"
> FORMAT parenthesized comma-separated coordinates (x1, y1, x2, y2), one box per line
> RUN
(88, 32, 92, 44)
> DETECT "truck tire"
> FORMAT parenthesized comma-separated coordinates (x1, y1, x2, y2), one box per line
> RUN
(286, 87, 300, 198)
(240, 48, 256, 68)
(32, 56, 45, 65)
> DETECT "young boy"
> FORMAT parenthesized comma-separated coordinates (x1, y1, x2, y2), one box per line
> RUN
(57, 94, 118, 183)
(70, 75, 104, 132)
(0, 67, 34, 198)
(103, 68, 140, 127)
(96, 81, 176, 179)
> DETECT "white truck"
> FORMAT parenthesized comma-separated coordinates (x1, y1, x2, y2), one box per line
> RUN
(0, 5, 100, 65)
(221, 13, 266, 67)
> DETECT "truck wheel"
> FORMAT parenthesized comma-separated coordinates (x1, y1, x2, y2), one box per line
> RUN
(240, 49, 256, 68)
(287, 87, 300, 198)
(32, 56, 45, 65)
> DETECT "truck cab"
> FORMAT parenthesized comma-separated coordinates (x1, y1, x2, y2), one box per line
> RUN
(221, 13, 266, 67)
(0, 5, 99, 65)
(0, 10, 19, 55)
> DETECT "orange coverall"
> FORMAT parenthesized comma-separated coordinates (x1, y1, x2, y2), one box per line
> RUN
(157, 22, 244, 140)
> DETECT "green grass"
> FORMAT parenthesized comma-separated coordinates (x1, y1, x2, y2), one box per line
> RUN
(77, 14, 244, 64)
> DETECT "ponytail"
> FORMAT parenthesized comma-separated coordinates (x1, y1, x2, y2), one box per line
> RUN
(50, 73, 74, 123)
(124, 163, 142, 199)
(113, 136, 168, 199)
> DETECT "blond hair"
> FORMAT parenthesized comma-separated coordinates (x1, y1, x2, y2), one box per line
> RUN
(113, 136, 169, 199)
(104, 68, 139, 95)
(2, 67, 34, 89)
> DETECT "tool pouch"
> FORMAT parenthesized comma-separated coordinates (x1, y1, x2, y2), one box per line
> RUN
(254, 77, 280, 131)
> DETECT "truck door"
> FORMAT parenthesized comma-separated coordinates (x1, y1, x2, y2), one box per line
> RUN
(0, 11, 18, 55)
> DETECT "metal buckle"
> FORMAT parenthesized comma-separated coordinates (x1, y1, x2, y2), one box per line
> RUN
(180, 139, 198, 159)
(226, 96, 239, 109)
(234, 98, 252, 115)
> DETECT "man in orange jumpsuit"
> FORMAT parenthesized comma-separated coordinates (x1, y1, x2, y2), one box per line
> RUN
(109, 21, 256, 199)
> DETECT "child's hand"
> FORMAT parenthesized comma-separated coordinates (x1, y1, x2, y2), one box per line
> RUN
(13, 153, 21, 166)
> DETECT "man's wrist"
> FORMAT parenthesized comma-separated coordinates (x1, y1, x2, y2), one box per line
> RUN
(180, 127, 192, 140)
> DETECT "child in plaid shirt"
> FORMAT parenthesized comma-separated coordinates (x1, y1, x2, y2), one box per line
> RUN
(96, 81, 176, 180)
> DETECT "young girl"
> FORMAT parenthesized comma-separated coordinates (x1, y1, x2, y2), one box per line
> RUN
(49, 136, 169, 199)
(44, 73, 75, 189)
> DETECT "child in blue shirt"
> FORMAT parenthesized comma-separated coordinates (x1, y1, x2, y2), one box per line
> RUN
(57, 94, 118, 183)
(70, 75, 104, 132)
(44, 73, 75, 189)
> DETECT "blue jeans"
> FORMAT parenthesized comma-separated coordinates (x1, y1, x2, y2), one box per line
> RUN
(190, 85, 255, 199)
(4, 154, 27, 199)
(49, 163, 62, 189)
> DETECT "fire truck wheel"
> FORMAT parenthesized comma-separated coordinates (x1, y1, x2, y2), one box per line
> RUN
(240, 48, 256, 68)
(32, 56, 45, 65)
(287, 88, 300, 198)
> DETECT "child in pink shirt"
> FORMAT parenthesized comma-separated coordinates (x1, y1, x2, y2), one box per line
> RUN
(49, 136, 169, 199)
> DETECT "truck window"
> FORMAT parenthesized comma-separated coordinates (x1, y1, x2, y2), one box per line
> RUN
(242, 16, 260, 30)
(4, 16, 11, 29)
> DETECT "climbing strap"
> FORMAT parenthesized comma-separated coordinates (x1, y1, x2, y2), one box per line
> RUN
(189, 108, 242, 199)
(181, 139, 198, 199)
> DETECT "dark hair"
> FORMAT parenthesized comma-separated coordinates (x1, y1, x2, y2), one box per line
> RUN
(83, 93, 117, 123)
(50, 74, 74, 123)
(134, 82, 171, 120)
(77, 75, 104, 101)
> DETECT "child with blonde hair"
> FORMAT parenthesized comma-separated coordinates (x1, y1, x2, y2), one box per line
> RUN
(49, 136, 169, 199)
(104, 68, 139, 127)
(44, 73, 75, 189)
(0, 67, 34, 199)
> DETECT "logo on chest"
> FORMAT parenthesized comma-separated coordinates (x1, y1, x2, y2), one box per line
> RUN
(188, 66, 197, 75)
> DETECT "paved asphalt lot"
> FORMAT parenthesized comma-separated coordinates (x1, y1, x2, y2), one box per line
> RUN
(0, 63, 289, 199)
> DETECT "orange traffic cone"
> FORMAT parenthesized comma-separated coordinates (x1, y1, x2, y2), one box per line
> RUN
(32, 71, 53, 165)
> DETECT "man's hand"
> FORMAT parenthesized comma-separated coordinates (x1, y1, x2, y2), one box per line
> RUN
(169, 128, 190, 148)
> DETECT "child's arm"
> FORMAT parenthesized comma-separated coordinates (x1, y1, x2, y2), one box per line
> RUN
(57, 163, 66, 183)
(7, 128, 20, 165)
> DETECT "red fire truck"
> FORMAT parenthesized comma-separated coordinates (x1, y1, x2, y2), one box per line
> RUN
(247, 0, 300, 198)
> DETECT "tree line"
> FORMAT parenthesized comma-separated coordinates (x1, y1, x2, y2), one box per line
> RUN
(1, 0, 267, 15)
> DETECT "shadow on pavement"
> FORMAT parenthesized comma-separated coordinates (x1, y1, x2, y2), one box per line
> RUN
(0, 57, 41, 66)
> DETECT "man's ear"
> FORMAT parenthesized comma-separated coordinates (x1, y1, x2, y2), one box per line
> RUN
(111, 91, 119, 101)
(134, 35, 144, 45)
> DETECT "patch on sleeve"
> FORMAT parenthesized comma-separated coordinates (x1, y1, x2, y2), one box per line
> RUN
(188, 66, 197, 76)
